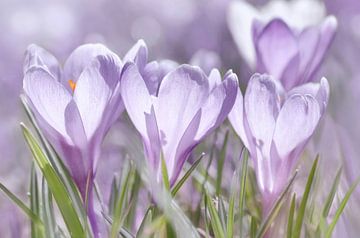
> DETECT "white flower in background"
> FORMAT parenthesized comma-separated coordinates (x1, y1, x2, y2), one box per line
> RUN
(227, 0, 326, 68)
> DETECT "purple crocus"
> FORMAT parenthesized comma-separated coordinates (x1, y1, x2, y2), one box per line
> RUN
(23, 43, 124, 236)
(120, 47, 238, 185)
(228, 73, 329, 214)
(252, 17, 337, 90)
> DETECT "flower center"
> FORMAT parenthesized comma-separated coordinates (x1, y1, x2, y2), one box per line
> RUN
(68, 79, 76, 92)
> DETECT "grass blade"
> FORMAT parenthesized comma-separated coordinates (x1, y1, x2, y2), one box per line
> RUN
(171, 153, 205, 197)
(30, 164, 41, 238)
(161, 155, 170, 191)
(21, 123, 84, 238)
(287, 194, 296, 238)
(205, 191, 225, 238)
(41, 177, 56, 238)
(322, 167, 342, 218)
(325, 177, 360, 238)
(21, 96, 86, 220)
(110, 164, 134, 238)
(292, 156, 319, 238)
(216, 131, 229, 196)
(0, 182, 45, 236)
(239, 149, 248, 237)
(226, 183, 236, 238)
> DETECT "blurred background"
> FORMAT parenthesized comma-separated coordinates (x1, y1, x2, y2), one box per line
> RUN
(1, 0, 360, 236)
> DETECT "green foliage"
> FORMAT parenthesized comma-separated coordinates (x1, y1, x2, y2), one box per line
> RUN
(0, 101, 355, 238)
(21, 123, 85, 238)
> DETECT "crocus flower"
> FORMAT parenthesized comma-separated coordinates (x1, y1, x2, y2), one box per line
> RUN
(120, 51, 238, 185)
(23, 43, 123, 236)
(252, 17, 337, 90)
(228, 0, 327, 69)
(228, 73, 329, 214)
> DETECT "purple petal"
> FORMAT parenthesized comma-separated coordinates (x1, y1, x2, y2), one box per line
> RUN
(195, 70, 238, 140)
(288, 77, 329, 113)
(297, 27, 320, 83)
(23, 66, 72, 140)
(306, 16, 337, 82)
(169, 109, 202, 185)
(244, 74, 281, 158)
(63, 44, 121, 85)
(208, 69, 222, 91)
(255, 19, 299, 80)
(73, 61, 112, 140)
(123, 39, 148, 70)
(120, 63, 152, 138)
(155, 65, 209, 175)
(24, 44, 61, 80)
(272, 94, 321, 159)
(144, 106, 161, 175)
(228, 87, 251, 148)
(64, 100, 87, 149)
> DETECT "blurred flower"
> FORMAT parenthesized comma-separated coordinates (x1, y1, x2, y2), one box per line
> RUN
(252, 17, 337, 90)
(228, 73, 329, 214)
(120, 42, 238, 185)
(227, 0, 327, 69)
(22, 43, 123, 237)
(190, 49, 222, 75)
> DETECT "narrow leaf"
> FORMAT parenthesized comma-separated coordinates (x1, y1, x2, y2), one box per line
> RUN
(21, 123, 85, 238)
(0, 183, 44, 235)
(287, 194, 296, 238)
(205, 191, 225, 238)
(325, 177, 360, 238)
(171, 153, 205, 197)
(161, 155, 170, 191)
(239, 148, 249, 237)
(216, 131, 229, 196)
(292, 156, 319, 238)
(322, 167, 342, 218)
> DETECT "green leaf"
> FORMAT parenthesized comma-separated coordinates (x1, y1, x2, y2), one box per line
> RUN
(205, 191, 225, 238)
(110, 163, 134, 238)
(325, 176, 360, 238)
(21, 123, 85, 238)
(171, 153, 205, 197)
(161, 155, 170, 191)
(30, 164, 41, 238)
(108, 176, 119, 216)
(136, 205, 154, 237)
(41, 177, 56, 238)
(256, 170, 298, 238)
(239, 149, 249, 237)
(287, 194, 296, 238)
(0, 182, 45, 236)
(216, 131, 229, 196)
(218, 197, 227, 232)
(250, 216, 257, 238)
(292, 156, 319, 238)
(226, 183, 236, 238)
(322, 167, 342, 218)
(21, 96, 86, 220)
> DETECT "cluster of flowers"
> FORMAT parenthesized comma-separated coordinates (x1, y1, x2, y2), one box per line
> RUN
(22, 7, 337, 236)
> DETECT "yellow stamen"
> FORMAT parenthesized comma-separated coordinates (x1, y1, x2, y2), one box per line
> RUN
(68, 79, 76, 92)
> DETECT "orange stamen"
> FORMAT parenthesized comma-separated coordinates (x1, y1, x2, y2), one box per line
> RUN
(68, 79, 76, 92)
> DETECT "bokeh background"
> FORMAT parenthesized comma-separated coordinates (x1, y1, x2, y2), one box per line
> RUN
(1, 0, 360, 236)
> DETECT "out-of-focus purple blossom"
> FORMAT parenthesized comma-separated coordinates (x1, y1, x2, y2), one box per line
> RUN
(252, 17, 337, 90)
(229, 73, 329, 214)
(120, 42, 238, 185)
(22, 43, 124, 237)
(228, 0, 327, 69)
(190, 49, 222, 75)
